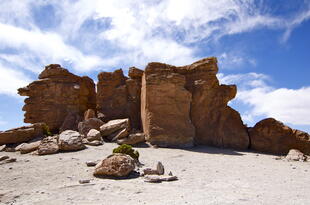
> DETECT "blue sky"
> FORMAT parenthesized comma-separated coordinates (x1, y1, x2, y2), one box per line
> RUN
(0, 0, 309, 132)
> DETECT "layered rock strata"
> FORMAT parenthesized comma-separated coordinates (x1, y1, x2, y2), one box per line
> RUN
(18, 64, 96, 132)
(141, 57, 250, 149)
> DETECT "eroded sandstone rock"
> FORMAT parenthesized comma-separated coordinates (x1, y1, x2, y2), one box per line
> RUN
(141, 57, 249, 149)
(18, 64, 96, 132)
(78, 118, 104, 136)
(0, 123, 46, 145)
(58, 130, 85, 151)
(249, 118, 310, 155)
(38, 136, 59, 155)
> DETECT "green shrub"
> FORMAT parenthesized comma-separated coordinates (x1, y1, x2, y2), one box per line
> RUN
(113, 144, 139, 160)
(42, 124, 52, 136)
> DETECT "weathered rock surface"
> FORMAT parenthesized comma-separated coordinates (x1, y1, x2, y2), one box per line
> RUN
(285, 149, 307, 162)
(78, 118, 104, 136)
(59, 112, 82, 133)
(117, 133, 145, 145)
(58, 130, 85, 151)
(100, 119, 130, 137)
(249, 118, 310, 155)
(141, 57, 249, 149)
(38, 136, 59, 155)
(0, 123, 46, 145)
(20, 141, 41, 154)
(18, 64, 96, 132)
(97, 68, 143, 129)
(86, 129, 102, 142)
(93, 153, 135, 177)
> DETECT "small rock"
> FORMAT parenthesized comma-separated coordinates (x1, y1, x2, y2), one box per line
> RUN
(143, 168, 159, 175)
(285, 149, 307, 162)
(168, 171, 173, 176)
(86, 161, 98, 167)
(0, 155, 9, 161)
(20, 141, 41, 154)
(86, 129, 102, 142)
(157, 162, 165, 175)
(85, 140, 103, 146)
(79, 179, 90, 184)
(144, 175, 178, 183)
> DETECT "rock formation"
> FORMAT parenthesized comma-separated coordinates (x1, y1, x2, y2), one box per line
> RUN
(18, 64, 96, 133)
(249, 118, 310, 155)
(141, 57, 249, 149)
(96, 67, 143, 129)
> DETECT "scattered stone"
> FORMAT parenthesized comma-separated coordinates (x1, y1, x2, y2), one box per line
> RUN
(0, 158, 17, 164)
(0, 123, 46, 145)
(168, 171, 173, 176)
(86, 161, 98, 167)
(79, 179, 90, 184)
(285, 149, 307, 162)
(20, 141, 41, 154)
(58, 130, 85, 151)
(144, 175, 178, 183)
(156, 161, 165, 175)
(100, 119, 130, 137)
(86, 129, 102, 142)
(0, 155, 9, 161)
(0, 145, 6, 151)
(117, 133, 145, 145)
(38, 136, 59, 155)
(111, 128, 129, 142)
(78, 118, 104, 136)
(94, 153, 135, 177)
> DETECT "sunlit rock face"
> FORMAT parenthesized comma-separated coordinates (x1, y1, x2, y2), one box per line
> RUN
(18, 64, 96, 132)
(141, 57, 250, 149)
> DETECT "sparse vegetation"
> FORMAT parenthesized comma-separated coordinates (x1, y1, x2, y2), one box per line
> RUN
(113, 144, 139, 160)
(42, 124, 52, 136)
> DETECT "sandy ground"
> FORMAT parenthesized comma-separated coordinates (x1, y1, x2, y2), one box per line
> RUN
(0, 143, 309, 205)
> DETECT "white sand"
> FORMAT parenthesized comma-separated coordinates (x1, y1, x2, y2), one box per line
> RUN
(1, 143, 309, 205)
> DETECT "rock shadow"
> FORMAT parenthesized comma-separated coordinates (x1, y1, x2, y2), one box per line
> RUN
(183, 145, 244, 156)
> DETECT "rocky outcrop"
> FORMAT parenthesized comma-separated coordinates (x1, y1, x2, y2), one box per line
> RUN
(0, 123, 46, 145)
(141, 57, 249, 149)
(18, 64, 96, 133)
(93, 153, 135, 177)
(96, 68, 143, 129)
(249, 118, 310, 155)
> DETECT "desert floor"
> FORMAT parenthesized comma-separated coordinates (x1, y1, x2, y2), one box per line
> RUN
(0, 143, 309, 205)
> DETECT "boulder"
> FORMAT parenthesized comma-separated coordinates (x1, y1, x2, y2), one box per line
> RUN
(78, 118, 104, 136)
(38, 136, 59, 155)
(0, 123, 46, 145)
(20, 141, 41, 154)
(18, 64, 96, 132)
(249, 118, 310, 155)
(58, 130, 85, 151)
(93, 153, 135, 177)
(117, 133, 145, 145)
(285, 149, 307, 162)
(86, 129, 102, 142)
(100, 119, 130, 137)
(111, 128, 129, 142)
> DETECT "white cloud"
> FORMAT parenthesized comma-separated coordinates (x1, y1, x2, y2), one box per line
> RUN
(0, 63, 32, 96)
(219, 73, 310, 126)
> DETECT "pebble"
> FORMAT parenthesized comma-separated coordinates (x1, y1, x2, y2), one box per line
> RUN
(86, 161, 97, 167)
(0, 155, 9, 161)
(79, 179, 90, 184)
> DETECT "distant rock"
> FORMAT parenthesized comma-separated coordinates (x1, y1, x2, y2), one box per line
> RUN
(58, 130, 85, 151)
(93, 153, 135, 177)
(249, 118, 310, 155)
(0, 123, 46, 145)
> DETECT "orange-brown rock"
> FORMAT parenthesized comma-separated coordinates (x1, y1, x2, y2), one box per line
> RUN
(249, 118, 310, 155)
(18, 64, 96, 132)
(97, 68, 143, 129)
(141, 57, 249, 149)
(0, 123, 46, 145)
